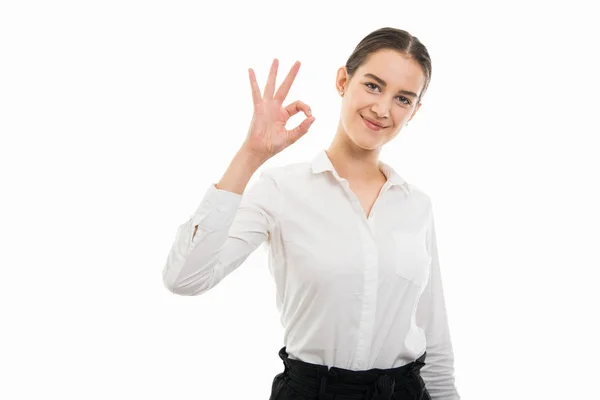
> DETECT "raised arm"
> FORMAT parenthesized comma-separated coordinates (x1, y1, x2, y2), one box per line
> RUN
(162, 162, 280, 295)
(162, 58, 315, 295)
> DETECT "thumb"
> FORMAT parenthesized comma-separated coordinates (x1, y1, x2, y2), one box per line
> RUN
(287, 116, 315, 144)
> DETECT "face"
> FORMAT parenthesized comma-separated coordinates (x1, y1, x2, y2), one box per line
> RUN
(336, 49, 425, 150)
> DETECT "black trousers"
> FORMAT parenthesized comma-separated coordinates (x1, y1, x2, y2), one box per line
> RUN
(269, 346, 431, 400)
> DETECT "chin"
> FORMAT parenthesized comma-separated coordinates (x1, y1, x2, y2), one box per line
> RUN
(349, 133, 382, 150)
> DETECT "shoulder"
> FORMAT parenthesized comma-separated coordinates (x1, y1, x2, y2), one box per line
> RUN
(406, 182, 431, 201)
(400, 179, 431, 206)
(259, 160, 312, 184)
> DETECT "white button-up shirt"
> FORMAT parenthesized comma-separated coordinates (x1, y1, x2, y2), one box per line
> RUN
(163, 149, 460, 399)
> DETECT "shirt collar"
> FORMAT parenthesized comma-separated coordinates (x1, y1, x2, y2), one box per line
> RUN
(310, 149, 407, 189)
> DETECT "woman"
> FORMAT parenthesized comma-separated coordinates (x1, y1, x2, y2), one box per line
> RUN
(163, 27, 460, 400)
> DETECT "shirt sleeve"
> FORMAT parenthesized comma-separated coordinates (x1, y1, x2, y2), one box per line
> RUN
(162, 168, 281, 296)
(415, 204, 461, 399)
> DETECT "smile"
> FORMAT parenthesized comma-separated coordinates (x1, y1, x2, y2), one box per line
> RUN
(361, 116, 384, 131)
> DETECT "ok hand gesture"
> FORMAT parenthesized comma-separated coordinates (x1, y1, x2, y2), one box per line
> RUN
(242, 59, 315, 161)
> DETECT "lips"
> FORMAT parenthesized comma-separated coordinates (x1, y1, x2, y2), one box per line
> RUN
(361, 115, 386, 130)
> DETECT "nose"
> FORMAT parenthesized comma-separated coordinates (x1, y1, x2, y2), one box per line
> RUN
(371, 99, 391, 119)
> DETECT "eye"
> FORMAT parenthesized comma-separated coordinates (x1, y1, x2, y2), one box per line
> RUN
(365, 82, 380, 91)
(364, 83, 411, 105)
(397, 96, 411, 105)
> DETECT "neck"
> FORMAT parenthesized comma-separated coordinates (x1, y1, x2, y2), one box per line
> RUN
(326, 136, 385, 184)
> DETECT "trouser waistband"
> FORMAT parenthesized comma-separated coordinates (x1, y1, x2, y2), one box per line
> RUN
(277, 346, 427, 400)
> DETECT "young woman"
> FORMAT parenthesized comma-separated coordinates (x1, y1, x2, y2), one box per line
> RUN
(163, 27, 460, 400)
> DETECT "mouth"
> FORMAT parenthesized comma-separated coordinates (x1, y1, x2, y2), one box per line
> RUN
(361, 115, 386, 131)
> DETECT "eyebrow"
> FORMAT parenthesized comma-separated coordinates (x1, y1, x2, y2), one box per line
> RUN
(363, 73, 419, 99)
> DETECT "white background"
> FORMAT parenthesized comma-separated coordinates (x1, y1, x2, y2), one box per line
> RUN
(1, 1, 599, 399)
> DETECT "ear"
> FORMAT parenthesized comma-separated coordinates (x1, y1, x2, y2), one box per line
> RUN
(335, 66, 349, 93)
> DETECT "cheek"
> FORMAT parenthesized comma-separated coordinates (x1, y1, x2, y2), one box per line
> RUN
(340, 100, 361, 121)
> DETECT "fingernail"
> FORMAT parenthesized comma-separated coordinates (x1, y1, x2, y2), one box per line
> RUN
(307, 109, 312, 116)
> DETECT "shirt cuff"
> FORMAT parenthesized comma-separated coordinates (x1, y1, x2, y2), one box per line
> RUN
(191, 183, 243, 231)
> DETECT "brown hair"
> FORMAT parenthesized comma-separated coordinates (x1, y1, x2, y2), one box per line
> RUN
(345, 27, 432, 103)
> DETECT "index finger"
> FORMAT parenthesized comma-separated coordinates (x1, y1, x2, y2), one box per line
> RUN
(274, 61, 301, 103)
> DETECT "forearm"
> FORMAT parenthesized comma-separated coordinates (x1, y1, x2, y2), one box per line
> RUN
(215, 147, 268, 195)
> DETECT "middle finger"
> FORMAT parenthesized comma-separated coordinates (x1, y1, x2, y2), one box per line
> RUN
(263, 58, 279, 99)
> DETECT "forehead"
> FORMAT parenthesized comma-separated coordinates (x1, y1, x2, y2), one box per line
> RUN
(357, 49, 425, 89)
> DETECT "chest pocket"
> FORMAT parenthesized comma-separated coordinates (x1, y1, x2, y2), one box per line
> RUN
(391, 229, 432, 288)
